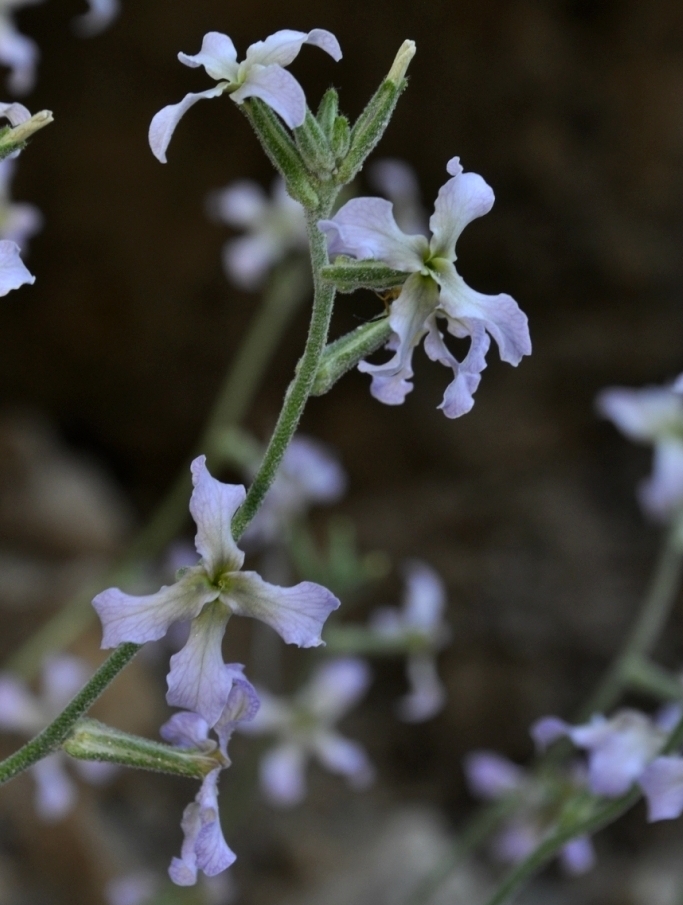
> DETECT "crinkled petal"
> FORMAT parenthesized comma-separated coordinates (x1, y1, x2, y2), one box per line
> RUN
(93, 567, 218, 648)
(319, 197, 427, 270)
(32, 753, 77, 822)
(429, 162, 495, 260)
(42, 655, 91, 715)
(559, 837, 596, 875)
(0, 673, 42, 732)
(463, 750, 526, 800)
(0, 100, 31, 126)
(72, 0, 120, 37)
(245, 28, 341, 68)
(0, 239, 33, 295)
(638, 440, 683, 520)
(427, 318, 491, 418)
(230, 64, 306, 129)
(160, 711, 211, 750)
(639, 756, 683, 821)
(178, 32, 239, 81)
(397, 655, 446, 722)
(214, 669, 261, 758)
(313, 731, 375, 788)
(223, 233, 280, 290)
(149, 87, 226, 164)
(596, 386, 683, 443)
(0, 24, 38, 95)
(189, 456, 245, 578)
(260, 742, 307, 806)
(402, 560, 446, 631)
(224, 572, 339, 647)
(167, 601, 231, 726)
(301, 658, 371, 722)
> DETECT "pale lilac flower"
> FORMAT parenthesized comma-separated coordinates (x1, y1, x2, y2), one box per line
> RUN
(149, 29, 342, 163)
(597, 381, 683, 521)
(207, 177, 307, 290)
(240, 658, 374, 806)
(0, 1, 43, 95)
(639, 756, 683, 821)
(72, 0, 120, 37)
(0, 237, 33, 293)
(368, 158, 428, 236)
(0, 158, 41, 250)
(243, 435, 347, 547)
(161, 671, 259, 886)
(464, 750, 595, 875)
(93, 456, 340, 726)
(319, 157, 531, 418)
(532, 707, 678, 797)
(370, 560, 451, 722)
(0, 655, 115, 820)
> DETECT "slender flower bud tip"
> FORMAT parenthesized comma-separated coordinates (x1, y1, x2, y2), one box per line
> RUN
(387, 40, 416, 84)
(9, 109, 53, 143)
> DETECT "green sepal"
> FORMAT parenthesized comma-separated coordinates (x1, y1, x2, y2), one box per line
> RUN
(331, 115, 350, 161)
(243, 99, 319, 208)
(311, 316, 393, 396)
(321, 257, 408, 293)
(316, 88, 339, 139)
(0, 128, 25, 162)
(62, 718, 223, 778)
(294, 108, 335, 177)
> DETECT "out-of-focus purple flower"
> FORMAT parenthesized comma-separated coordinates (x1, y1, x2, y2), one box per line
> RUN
(207, 178, 307, 290)
(464, 749, 595, 875)
(105, 871, 159, 905)
(639, 755, 683, 822)
(162, 672, 259, 886)
(0, 655, 115, 820)
(532, 707, 676, 797)
(597, 381, 683, 521)
(367, 158, 428, 236)
(0, 158, 41, 250)
(319, 157, 531, 418)
(240, 658, 374, 806)
(0, 2, 43, 95)
(72, 0, 120, 37)
(149, 29, 342, 163)
(93, 456, 340, 727)
(243, 435, 347, 547)
(370, 560, 451, 721)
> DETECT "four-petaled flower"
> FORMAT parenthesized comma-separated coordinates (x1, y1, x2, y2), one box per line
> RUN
(239, 658, 374, 806)
(370, 560, 451, 722)
(93, 456, 340, 727)
(318, 157, 531, 418)
(597, 379, 683, 522)
(149, 29, 342, 163)
(160, 668, 260, 886)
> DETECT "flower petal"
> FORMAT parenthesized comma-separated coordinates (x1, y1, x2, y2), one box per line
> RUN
(230, 64, 306, 129)
(214, 671, 261, 758)
(638, 440, 683, 520)
(639, 756, 683, 821)
(431, 319, 490, 419)
(0, 674, 43, 733)
(313, 731, 375, 788)
(178, 32, 239, 81)
(559, 836, 596, 875)
(72, 0, 120, 37)
(530, 715, 572, 751)
(300, 658, 371, 722)
(260, 742, 307, 806)
(245, 29, 341, 68)
(160, 711, 211, 750)
(397, 655, 446, 722)
(148, 87, 226, 163)
(32, 753, 77, 822)
(463, 750, 526, 800)
(402, 560, 446, 630)
(0, 239, 34, 295)
(0, 24, 38, 95)
(42, 655, 91, 715)
(223, 233, 280, 290)
(207, 179, 268, 228)
(225, 572, 339, 647)
(429, 162, 495, 260)
(318, 197, 427, 270)
(237, 688, 291, 734)
(93, 567, 218, 648)
(0, 101, 31, 126)
(597, 385, 683, 442)
(189, 456, 245, 579)
(167, 601, 231, 726)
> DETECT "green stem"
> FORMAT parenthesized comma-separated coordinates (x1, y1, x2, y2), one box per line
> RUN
(0, 643, 140, 784)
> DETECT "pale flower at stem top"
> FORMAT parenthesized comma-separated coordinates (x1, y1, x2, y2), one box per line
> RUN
(238, 658, 374, 806)
(149, 28, 342, 163)
(597, 377, 683, 522)
(0, 655, 115, 820)
(92, 456, 340, 727)
(319, 157, 531, 418)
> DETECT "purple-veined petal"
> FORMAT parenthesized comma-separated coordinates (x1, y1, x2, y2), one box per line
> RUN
(208, 180, 268, 228)
(230, 64, 306, 129)
(189, 456, 245, 579)
(429, 162, 495, 261)
(166, 601, 232, 726)
(0, 673, 42, 732)
(638, 440, 683, 520)
(72, 0, 120, 37)
(313, 731, 375, 788)
(178, 32, 239, 82)
(160, 711, 211, 750)
(224, 572, 339, 648)
(214, 672, 260, 758)
(639, 756, 683, 821)
(0, 239, 33, 295)
(464, 750, 526, 800)
(32, 753, 77, 822)
(596, 385, 683, 443)
(42, 655, 91, 715)
(402, 560, 446, 631)
(559, 836, 596, 875)
(223, 233, 280, 290)
(397, 655, 446, 722)
(93, 567, 218, 648)
(244, 28, 341, 68)
(0, 100, 31, 126)
(149, 86, 226, 164)
(301, 658, 371, 722)
(319, 197, 427, 270)
(260, 742, 307, 806)
(0, 24, 38, 95)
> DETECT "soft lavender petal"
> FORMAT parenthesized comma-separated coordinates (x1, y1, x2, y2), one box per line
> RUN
(0, 100, 31, 126)
(42, 655, 91, 715)
(397, 655, 446, 722)
(530, 715, 573, 751)
(260, 742, 307, 806)
(105, 871, 159, 905)
(0, 673, 42, 732)
(214, 670, 261, 758)
(301, 658, 371, 722)
(225, 572, 339, 648)
(463, 750, 526, 800)
(208, 180, 267, 228)
(223, 233, 280, 290)
(431, 318, 491, 418)
(639, 756, 683, 821)
(429, 162, 495, 261)
(369, 158, 420, 204)
(149, 87, 225, 163)
(656, 702, 683, 732)
(93, 567, 218, 648)
(72, 0, 120, 37)
(178, 32, 239, 81)
(32, 753, 77, 822)
(280, 436, 347, 505)
(0, 239, 33, 295)
(402, 560, 446, 630)
(638, 440, 683, 519)
(0, 25, 38, 95)
(189, 456, 245, 578)
(313, 731, 375, 788)
(245, 29, 341, 68)
(230, 64, 306, 129)
(236, 688, 291, 734)
(160, 711, 211, 749)
(596, 386, 683, 442)
(559, 836, 596, 875)
(166, 601, 232, 726)
(1, 201, 42, 249)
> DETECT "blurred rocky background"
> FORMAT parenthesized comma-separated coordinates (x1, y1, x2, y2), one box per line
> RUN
(0, 0, 683, 903)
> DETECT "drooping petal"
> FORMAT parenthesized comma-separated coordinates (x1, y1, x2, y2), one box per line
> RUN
(166, 600, 232, 726)
(160, 711, 211, 750)
(429, 162, 495, 261)
(463, 750, 526, 800)
(0, 239, 33, 295)
(189, 456, 245, 579)
(72, 0, 120, 37)
(0, 673, 43, 733)
(178, 32, 239, 82)
(244, 28, 341, 68)
(260, 742, 307, 806)
(214, 671, 261, 758)
(596, 385, 683, 443)
(638, 439, 683, 520)
(397, 655, 446, 722)
(313, 731, 375, 788)
(432, 319, 490, 419)
(224, 572, 339, 648)
(41, 655, 91, 715)
(639, 756, 683, 821)
(318, 197, 427, 270)
(32, 753, 77, 821)
(0, 100, 31, 126)
(559, 836, 596, 875)
(0, 23, 38, 95)
(93, 567, 219, 648)
(230, 64, 306, 129)
(301, 658, 371, 722)
(148, 87, 226, 163)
